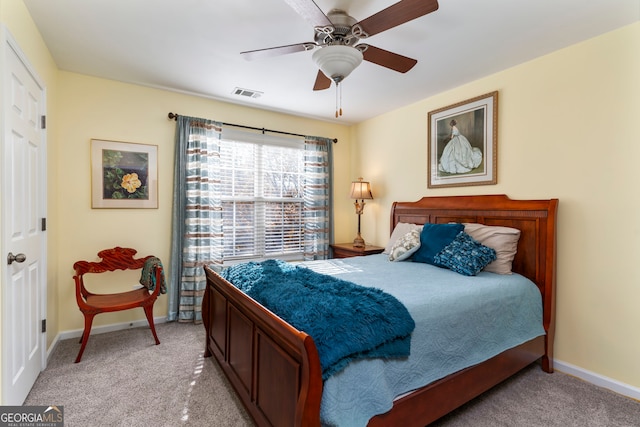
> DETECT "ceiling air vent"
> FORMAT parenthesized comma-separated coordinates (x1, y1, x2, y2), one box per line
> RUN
(232, 87, 263, 99)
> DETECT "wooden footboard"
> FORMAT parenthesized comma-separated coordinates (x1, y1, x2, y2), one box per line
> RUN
(203, 265, 323, 427)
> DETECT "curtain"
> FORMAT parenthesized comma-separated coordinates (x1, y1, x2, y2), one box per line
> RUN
(303, 136, 334, 260)
(168, 115, 223, 323)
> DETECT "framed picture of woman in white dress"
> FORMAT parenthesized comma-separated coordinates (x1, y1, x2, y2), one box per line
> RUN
(427, 91, 498, 188)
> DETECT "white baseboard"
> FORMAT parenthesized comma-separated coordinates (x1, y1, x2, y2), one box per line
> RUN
(554, 359, 640, 401)
(45, 334, 61, 362)
(46, 316, 168, 364)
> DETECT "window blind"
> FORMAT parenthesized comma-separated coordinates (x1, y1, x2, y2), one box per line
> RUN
(220, 130, 305, 262)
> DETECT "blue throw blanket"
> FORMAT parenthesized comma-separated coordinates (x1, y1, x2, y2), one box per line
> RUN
(221, 259, 415, 380)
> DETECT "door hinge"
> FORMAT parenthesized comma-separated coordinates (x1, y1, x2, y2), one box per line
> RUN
(41, 115, 46, 129)
(41, 319, 47, 333)
(41, 217, 47, 231)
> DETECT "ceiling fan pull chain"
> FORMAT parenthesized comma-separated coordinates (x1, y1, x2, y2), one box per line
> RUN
(335, 82, 343, 118)
(335, 82, 339, 118)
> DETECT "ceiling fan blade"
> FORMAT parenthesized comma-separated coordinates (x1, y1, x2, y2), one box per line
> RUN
(241, 42, 316, 61)
(360, 45, 417, 73)
(284, 0, 332, 27)
(313, 70, 332, 91)
(355, 0, 439, 37)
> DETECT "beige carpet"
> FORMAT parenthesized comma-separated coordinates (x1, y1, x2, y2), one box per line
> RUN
(25, 322, 640, 426)
(25, 322, 253, 426)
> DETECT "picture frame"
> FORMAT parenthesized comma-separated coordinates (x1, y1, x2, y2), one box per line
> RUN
(91, 139, 158, 208)
(427, 91, 498, 188)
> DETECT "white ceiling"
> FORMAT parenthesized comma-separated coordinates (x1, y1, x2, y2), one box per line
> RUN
(24, 0, 640, 124)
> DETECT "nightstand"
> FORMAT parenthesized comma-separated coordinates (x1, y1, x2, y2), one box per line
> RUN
(330, 243, 384, 259)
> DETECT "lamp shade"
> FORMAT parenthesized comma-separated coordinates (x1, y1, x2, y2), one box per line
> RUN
(312, 45, 363, 83)
(350, 178, 373, 200)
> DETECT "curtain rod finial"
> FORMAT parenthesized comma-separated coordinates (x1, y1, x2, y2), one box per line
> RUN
(168, 112, 178, 121)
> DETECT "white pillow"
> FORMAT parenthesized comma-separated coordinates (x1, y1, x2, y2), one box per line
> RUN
(463, 223, 521, 274)
(388, 229, 422, 262)
(384, 222, 422, 254)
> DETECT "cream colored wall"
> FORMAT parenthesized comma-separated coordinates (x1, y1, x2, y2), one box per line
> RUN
(352, 23, 640, 390)
(54, 72, 352, 332)
(0, 0, 60, 403)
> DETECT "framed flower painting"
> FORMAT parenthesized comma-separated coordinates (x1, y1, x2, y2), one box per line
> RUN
(91, 139, 158, 208)
(427, 91, 498, 188)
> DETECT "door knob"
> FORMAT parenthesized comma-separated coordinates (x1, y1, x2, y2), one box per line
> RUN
(7, 252, 26, 265)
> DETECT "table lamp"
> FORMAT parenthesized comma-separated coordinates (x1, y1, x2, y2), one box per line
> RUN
(350, 177, 373, 248)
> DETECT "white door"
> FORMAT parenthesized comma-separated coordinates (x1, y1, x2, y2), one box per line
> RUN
(1, 27, 47, 405)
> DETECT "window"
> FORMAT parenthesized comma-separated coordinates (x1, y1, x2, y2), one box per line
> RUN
(220, 130, 305, 262)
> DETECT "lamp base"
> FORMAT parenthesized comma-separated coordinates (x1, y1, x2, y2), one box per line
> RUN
(353, 234, 365, 248)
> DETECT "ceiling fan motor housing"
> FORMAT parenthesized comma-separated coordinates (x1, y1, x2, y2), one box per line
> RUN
(315, 9, 361, 46)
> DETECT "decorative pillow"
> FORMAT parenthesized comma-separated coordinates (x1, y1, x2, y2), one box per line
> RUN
(383, 223, 422, 254)
(433, 232, 497, 276)
(388, 229, 421, 262)
(411, 222, 465, 265)
(463, 223, 521, 274)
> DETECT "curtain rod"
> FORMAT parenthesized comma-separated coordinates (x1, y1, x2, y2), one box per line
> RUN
(167, 112, 337, 144)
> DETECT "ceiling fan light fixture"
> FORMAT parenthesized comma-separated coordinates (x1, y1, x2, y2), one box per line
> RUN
(312, 45, 363, 83)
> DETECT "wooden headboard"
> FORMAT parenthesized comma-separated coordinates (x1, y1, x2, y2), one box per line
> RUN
(391, 194, 558, 367)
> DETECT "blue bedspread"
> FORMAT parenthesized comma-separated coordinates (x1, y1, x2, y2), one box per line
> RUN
(300, 254, 545, 427)
(221, 259, 415, 380)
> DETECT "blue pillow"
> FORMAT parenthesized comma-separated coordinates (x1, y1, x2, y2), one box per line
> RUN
(433, 232, 497, 276)
(411, 222, 465, 265)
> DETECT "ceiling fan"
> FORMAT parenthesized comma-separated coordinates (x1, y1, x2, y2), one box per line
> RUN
(241, 0, 439, 94)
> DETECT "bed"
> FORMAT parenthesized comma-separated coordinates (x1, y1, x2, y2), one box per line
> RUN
(202, 194, 558, 426)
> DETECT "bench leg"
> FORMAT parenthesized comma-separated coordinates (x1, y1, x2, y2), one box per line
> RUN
(75, 313, 95, 363)
(144, 305, 160, 345)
